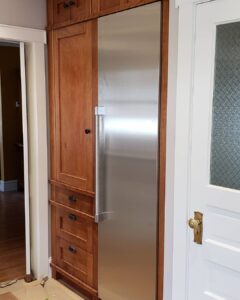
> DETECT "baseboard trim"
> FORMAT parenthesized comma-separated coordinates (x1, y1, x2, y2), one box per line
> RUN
(48, 257, 52, 278)
(0, 180, 18, 192)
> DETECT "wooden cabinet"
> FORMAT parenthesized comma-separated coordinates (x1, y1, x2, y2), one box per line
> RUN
(48, 0, 92, 28)
(48, 0, 158, 29)
(48, 0, 160, 297)
(50, 21, 97, 193)
(51, 202, 98, 295)
(52, 0, 70, 26)
(70, 0, 92, 23)
(49, 19, 98, 298)
(51, 203, 97, 285)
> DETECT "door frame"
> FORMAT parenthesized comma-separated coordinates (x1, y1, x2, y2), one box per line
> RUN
(158, 0, 169, 299)
(20, 42, 31, 275)
(0, 24, 49, 279)
(172, 0, 216, 299)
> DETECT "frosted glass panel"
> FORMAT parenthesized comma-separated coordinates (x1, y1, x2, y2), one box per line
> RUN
(210, 22, 240, 189)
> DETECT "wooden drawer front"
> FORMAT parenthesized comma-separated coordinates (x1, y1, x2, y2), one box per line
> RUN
(56, 237, 94, 285)
(70, 0, 91, 23)
(53, 0, 71, 26)
(53, 186, 94, 216)
(56, 207, 93, 252)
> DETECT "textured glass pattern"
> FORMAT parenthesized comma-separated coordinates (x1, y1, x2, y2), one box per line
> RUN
(210, 22, 240, 189)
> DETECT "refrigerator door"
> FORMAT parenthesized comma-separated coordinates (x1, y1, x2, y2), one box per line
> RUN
(98, 2, 161, 299)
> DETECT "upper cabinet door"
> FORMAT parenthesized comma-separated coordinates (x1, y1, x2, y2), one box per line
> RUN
(70, 0, 91, 23)
(52, 0, 71, 27)
(52, 21, 97, 193)
(49, 0, 92, 28)
(94, 0, 122, 16)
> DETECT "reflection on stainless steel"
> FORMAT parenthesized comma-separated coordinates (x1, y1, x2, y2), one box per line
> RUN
(95, 106, 106, 223)
(98, 3, 161, 299)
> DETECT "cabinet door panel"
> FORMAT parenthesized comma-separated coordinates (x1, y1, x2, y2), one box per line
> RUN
(70, 0, 91, 23)
(53, 0, 71, 26)
(97, 0, 122, 16)
(52, 21, 97, 192)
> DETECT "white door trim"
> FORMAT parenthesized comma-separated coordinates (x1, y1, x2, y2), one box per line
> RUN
(0, 25, 48, 279)
(175, 0, 215, 9)
(25, 42, 49, 279)
(0, 24, 46, 44)
(20, 42, 31, 275)
(172, 1, 205, 299)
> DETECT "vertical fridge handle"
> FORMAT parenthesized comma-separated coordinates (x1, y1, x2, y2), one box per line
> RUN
(95, 106, 105, 223)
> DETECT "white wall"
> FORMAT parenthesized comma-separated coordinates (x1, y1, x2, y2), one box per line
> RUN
(164, 0, 179, 299)
(0, 0, 46, 29)
(26, 42, 49, 279)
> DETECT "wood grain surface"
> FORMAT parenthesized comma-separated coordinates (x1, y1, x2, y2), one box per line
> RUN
(0, 192, 25, 282)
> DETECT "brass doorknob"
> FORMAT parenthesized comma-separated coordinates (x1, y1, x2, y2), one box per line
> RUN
(189, 218, 201, 229)
(188, 212, 203, 245)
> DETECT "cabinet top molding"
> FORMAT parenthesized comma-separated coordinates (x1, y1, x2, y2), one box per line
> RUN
(175, 0, 215, 8)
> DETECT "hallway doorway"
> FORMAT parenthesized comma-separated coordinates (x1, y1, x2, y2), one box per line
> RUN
(0, 43, 29, 283)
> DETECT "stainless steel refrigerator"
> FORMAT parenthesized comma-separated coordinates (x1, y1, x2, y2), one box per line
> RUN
(95, 2, 161, 299)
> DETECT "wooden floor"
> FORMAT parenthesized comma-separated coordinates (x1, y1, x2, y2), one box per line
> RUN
(0, 192, 25, 282)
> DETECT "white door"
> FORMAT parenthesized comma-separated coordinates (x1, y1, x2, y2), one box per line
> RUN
(181, 0, 240, 299)
(20, 42, 31, 275)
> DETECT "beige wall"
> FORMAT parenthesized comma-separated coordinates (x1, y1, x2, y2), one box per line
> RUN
(0, 0, 46, 29)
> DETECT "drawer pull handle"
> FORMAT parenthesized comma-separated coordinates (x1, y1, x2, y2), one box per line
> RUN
(68, 195, 77, 203)
(68, 213, 77, 221)
(68, 246, 77, 254)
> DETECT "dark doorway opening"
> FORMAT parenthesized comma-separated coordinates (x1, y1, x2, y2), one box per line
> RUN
(0, 44, 25, 283)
